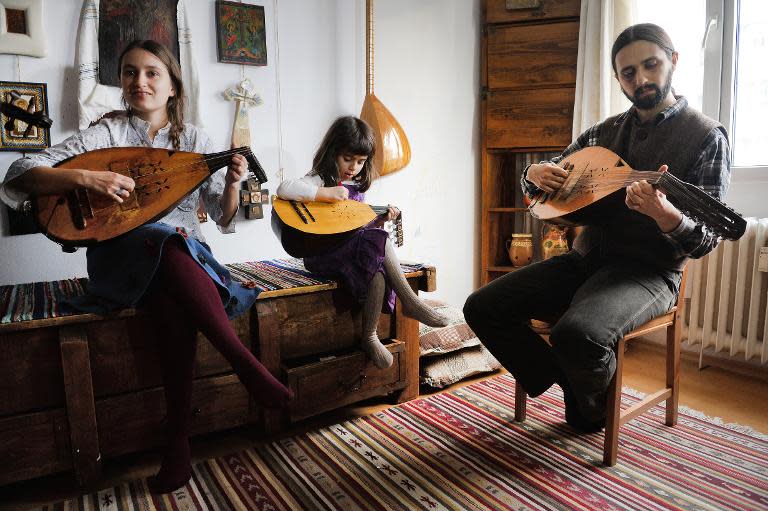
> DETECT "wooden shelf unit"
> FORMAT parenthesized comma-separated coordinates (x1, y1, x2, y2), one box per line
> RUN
(479, 0, 581, 285)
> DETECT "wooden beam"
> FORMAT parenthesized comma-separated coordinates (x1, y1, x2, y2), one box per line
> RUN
(59, 324, 101, 486)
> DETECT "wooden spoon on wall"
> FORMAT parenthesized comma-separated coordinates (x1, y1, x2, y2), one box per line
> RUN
(360, 0, 411, 177)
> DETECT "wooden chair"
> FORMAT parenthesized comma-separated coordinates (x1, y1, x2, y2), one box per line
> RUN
(514, 267, 688, 466)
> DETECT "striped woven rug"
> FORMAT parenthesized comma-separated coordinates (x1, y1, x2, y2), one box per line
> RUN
(37, 374, 767, 511)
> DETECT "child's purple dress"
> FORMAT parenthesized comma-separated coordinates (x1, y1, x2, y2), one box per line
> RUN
(303, 184, 396, 313)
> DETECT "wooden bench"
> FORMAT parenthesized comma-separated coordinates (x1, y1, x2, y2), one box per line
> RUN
(0, 260, 435, 488)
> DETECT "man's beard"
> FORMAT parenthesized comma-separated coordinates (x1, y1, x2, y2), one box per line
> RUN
(623, 69, 673, 110)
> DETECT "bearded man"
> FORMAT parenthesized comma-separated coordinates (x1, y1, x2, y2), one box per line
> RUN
(463, 23, 730, 431)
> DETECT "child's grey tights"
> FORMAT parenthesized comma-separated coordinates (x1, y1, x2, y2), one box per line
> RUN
(360, 240, 450, 369)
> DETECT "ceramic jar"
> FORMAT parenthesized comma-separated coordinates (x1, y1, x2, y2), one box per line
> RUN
(506, 233, 533, 267)
(541, 223, 569, 260)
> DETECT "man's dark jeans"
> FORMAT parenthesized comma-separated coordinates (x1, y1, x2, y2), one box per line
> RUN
(464, 250, 681, 422)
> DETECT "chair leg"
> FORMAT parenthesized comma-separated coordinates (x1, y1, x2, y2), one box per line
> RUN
(666, 321, 681, 426)
(514, 381, 527, 421)
(603, 337, 625, 466)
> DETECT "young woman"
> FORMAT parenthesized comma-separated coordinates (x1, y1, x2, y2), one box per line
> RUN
(0, 40, 291, 493)
(276, 116, 449, 369)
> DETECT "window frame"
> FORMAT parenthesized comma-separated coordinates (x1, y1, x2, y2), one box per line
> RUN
(707, 0, 767, 177)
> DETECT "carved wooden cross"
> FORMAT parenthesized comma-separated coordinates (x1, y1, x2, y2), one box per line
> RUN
(222, 79, 265, 220)
(239, 176, 269, 219)
(223, 78, 262, 148)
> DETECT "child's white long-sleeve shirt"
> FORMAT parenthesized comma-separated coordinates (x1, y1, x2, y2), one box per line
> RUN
(275, 173, 324, 202)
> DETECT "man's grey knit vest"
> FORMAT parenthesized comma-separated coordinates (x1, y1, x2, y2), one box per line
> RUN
(573, 101, 724, 271)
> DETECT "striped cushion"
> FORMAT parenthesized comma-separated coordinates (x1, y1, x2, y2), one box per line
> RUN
(0, 278, 88, 324)
(0, 259, 424, 324)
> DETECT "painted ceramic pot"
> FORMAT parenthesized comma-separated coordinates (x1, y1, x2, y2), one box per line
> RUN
(542, 224, 569, 260)
(506, 233, 533, 267)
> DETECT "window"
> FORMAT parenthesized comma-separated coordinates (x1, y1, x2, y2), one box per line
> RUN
(636, 0, 768, 169)
(729, 0, 768, 167)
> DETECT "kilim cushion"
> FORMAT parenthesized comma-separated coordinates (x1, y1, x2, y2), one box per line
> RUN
(419, 300, 501, 388)
(419, 300, 482, 356)
(421, 345, 502, 388)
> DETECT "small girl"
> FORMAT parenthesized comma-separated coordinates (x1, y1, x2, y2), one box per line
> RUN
(0, 40, 291, 493)
(276, 116, 449, 368)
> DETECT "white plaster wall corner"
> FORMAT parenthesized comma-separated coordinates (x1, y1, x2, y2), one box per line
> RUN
(0, 0, 46, 57)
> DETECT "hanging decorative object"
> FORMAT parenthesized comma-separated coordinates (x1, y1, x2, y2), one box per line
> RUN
(214, 0, 267, 66)
(0, 0, 46, 57)
(359, 0, 410, 177)
(239, 176, 269, 219)
(223, 78, 267, 220)
(97, 0, 179, 86)
(223, 78, 262, 148)
(0, 80, 51, 151)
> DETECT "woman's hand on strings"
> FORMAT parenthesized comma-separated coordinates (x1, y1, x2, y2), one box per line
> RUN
(526, 163, 568, 193)
(625, 165, 683, 232)
(225, 153, 249, 188)
(84, 170, 135, 203)
(316, 186, 349, 202)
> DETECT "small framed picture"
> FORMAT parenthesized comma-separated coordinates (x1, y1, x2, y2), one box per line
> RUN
(0, 0, 46, 57)
(246, 203, 263, 219)
(0, 80, 50, 151)
(239, 189, 251, 205)
(260, 189, 269, 204)
(215, 1, 267, 66)
(250, 191, 260, 204)
(244, 176, 261, 192)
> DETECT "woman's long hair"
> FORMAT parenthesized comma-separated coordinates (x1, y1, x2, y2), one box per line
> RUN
(311, 116, 377, 192)
(118, 39, 185, 149)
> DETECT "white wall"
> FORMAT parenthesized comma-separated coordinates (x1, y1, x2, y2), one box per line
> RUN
(0, 0, 481, 308)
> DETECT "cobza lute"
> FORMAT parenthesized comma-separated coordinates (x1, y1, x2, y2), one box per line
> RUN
(528, 146, 746, 241)
(33, 146, 266, 250)
(272, 198, 403, 258)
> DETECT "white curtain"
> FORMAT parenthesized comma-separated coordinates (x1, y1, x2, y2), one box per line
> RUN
(571, 0, 635, 138)
(74, 0, 201, 130)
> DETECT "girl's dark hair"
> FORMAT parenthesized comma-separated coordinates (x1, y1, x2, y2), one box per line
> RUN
(611, 23, 676, 73)
(311, 116, 377, 192)
(118, 39, 185, 149)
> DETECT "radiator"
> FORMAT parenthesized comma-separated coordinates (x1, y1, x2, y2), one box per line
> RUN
(683, 217, 768, 366)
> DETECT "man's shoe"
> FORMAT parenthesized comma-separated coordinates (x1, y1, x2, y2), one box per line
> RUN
(559, 379, 605, 433)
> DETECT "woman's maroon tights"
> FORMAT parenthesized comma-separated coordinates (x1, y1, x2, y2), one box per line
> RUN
(144, 239, 291, 493)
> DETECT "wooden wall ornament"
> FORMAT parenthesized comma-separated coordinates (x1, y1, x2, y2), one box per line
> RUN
(0, 0, 46, 57)
(359, 0, 410, 177)
(223, 78, 262, 149)
(224, 79, 268, 221)
(2, 79, 51, 236)
(239, 177, 268, 220)
(0, 80, 50, 151)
